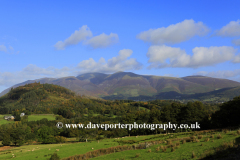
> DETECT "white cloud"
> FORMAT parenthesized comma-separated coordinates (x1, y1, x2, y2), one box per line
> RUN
(107, 49, 132, 67)
(137, 19, 209, 44)
(0, 44, 7, 52)
(84, 33, 119, 48)
(215, 20, 240, 37)
(22, 64, 71, 77)
(190, 46, 235, 67)
(0, 45, 19, 54)
(0, 49, 142, 89)
(195, 69, 240, 81)
(147, 45, 237, 68)
(163, 74, 178, 77)
(54, 25, 93, 50)
(232, 39, 240, 46)
(54, 26, 119, 50)
(77, 49, 142, 73)
(9, 45, 14, 51)
(0, 65, 72, 87)
(232, 54, 240, 63)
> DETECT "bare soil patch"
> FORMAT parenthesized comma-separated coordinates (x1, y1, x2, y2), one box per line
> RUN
(0, 146, 14, 151)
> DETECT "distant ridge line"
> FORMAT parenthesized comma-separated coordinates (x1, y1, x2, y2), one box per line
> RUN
(1, 72, 240, 100)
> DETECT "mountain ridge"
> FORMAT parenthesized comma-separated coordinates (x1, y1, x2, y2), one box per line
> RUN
(1, 72, 240, 100)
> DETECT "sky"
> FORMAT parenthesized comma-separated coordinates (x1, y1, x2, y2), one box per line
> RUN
(1, 0, 240, 93)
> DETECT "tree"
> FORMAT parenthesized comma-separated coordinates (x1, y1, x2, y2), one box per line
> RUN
(49, 153, 60, 160)
(14, 114, 21, 121)
(149, 106, 161, 123)
(37, 126, 55, 144)
(21, 115, 28, 123)
(2, 134, 11, 146)
(109, 111, 114, 117)
(211, 96, 240, 128)
(88, 110, 94, 118)
(10, 127, 25, 146)
(55, 115, 63, 120)
(13, 111, 21, 121)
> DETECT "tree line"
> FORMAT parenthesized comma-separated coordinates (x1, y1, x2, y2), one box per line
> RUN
(0, 83, 239, 146)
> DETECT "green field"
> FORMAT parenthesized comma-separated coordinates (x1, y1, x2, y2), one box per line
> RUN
(0, 137, 120, 160)
(0, 135, 156, 160)
(0, 114, 56, 125)
(0, 130, 239, 160)
(0, 114, 15, 125)
(92, 134, 239, 160)
(27, 114, 56, 121)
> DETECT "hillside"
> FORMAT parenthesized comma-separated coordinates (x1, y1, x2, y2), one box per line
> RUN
(103, 86, 240, 102)
(182, 76, 240, 89)
(0, 83, 239, 160)
(0, 82, 76, 114)
(1, 72, 240, 101)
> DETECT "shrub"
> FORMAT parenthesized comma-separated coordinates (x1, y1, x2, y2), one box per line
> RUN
(192, 151, 196, 158)
(186, 137, 192, 142)
(160, 145, 164, 150)
(49, 153, 60, 160)
(135, 153, 140, 158)
(237, 130, 240, 135)
(172, 143, 177, 147)
(190, 136, 196, 140)
(176, 141, 180, 146)
(167, 140, 172, 145)
(182, 139, 186, 144)
(217, 134, 222, 139)
(223, 129, 229, 134)
(96, 136, 104, 140)
(233, 133, 238, 136)
(162, 146, 167, 152)
(204, 138, 210, 142)
(156, 147, 160, 151)
(198, 135, 203, 139)
(171, 147, 175, 152)
(55, 136, 67, 143)
(222, 142, 229, 150)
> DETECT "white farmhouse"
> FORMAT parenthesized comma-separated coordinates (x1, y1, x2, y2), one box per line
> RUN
(20, 113, 25, 117)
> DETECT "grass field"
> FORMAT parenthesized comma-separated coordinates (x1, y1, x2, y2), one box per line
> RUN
(27, 114, 56, 121)
(0, 135, 156, 160)
(83, 113, 118, 118)
(0, 114, 15, 125)
(0, 114, 56, 125)
(0, 130, 239, 160)
(0, 138, 120, 160)
(92, 133, 239, 160)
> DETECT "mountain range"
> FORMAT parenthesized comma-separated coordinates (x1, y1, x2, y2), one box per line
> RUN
(1, 71, 240, 101)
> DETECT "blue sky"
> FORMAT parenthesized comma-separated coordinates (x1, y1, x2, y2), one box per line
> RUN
(1, 0, 240, 92)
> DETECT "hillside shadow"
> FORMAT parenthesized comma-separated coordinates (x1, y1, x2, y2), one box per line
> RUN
(102, 87, 238, 101)
(200, 137, 240, 160)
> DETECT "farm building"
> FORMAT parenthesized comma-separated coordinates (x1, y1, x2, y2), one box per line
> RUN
(20, 113, 25, 117)
(4, 116, 15, 120)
